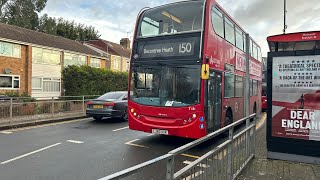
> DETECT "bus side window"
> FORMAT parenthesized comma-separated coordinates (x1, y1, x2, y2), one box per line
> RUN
(211, 6, 224, 37)
(316, 41, 320, 49)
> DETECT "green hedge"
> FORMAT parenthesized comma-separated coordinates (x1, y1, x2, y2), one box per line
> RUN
(0, 92, 36, 102)
(62, 66, 128, 96)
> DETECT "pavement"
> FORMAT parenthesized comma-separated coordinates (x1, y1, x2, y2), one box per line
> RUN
(237, 113, 320, 180)
(0, 113, 87, 130)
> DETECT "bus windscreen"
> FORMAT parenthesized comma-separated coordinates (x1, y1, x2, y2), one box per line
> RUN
(138, 1, 203, 38)
(130, 63, 201, 107)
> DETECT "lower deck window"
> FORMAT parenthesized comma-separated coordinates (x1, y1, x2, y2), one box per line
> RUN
(0, 75, 20, 89)
(235, 76, 243, 97)
(252, 79, 258, 96)
(224, 73, 234, 98)
(250, 79, 258, 96)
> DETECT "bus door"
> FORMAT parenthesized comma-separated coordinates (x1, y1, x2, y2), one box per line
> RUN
(207, 71, 222, 133)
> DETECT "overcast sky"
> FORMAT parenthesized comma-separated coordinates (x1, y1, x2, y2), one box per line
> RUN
(41, 0, 320, 57)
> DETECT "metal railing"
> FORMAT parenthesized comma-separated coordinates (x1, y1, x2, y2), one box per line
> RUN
(0, 95, 100, 126)
(99, 114, 256, 180)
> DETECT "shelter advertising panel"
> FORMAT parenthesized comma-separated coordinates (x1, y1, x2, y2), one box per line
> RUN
(272, 55, 320, 141)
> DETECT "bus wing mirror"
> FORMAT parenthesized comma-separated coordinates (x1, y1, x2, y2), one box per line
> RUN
(201, 64, 209, 80)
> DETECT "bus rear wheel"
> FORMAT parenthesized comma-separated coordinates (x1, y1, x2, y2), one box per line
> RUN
(251, 103, 257, 122)
(225, 110, 233, 126)
(223, 110, 233, 136)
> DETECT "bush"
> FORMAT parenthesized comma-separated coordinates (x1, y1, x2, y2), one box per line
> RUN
(62, 66, 128, 96)
(0, 91, 36, 102)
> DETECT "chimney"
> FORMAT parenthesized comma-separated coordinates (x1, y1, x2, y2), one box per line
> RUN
(120, 38, 131, 49)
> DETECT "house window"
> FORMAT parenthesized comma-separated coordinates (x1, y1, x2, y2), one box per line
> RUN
(32, 47, 61, 65)
(0, 41, 21, 58)
(90, 57, 101, 68)
(0, 75, 20, 89)
(64, 53, 87, 67)
(32, 77, 60, 92)
(113, 57, 121, 70)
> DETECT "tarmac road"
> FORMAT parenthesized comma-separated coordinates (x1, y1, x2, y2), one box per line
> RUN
(0, 114, 265, 180)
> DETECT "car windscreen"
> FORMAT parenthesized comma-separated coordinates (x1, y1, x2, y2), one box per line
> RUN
(97, 92, 125, 100)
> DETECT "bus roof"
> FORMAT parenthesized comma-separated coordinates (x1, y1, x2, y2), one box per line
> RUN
(137, 0, 261, 48)
(214, 1, 260, 47)
(267, 31, 320, 42)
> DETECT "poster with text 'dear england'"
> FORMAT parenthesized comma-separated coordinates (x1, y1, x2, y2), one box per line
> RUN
(272, 55, 320, 141)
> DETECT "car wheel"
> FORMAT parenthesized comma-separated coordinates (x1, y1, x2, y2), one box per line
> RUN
(93, 116, 102, 121)
(122, 109, 128, 121)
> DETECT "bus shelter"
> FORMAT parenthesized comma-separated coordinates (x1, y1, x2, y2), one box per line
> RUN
(267, 32, 320, 164)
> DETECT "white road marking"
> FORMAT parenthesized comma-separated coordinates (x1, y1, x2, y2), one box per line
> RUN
(182, 160, 207, 179)
(125, 139, 149, 148)
(67, 140, 84, 144)
(147, 134, 155, 136)
(184, 171, 204, 180)
(183, 160, 209, 168)
(0, 143, 61, 165)
(112, 126, 129, 132)
(0, 131, 13, 134)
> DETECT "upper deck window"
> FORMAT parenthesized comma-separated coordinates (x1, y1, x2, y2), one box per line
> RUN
(224, 17, 235, 45)
(211, 7, 224, 37)
(138, 1, 203, 38)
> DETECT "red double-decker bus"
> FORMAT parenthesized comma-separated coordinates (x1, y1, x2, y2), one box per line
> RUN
(128, 0, 262, 139)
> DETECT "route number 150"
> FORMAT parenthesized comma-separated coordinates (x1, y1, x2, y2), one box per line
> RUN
(179, 43, 192, 54)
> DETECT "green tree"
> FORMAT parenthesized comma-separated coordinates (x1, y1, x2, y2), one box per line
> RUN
(0, 0, 8, 18)
(55, 18, 100, 41)
(38, 14, 57, 35)
(0, 0, 100, 41)
(1, 0, 47, 30)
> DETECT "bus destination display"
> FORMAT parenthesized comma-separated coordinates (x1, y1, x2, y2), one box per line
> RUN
(136, 37, 200, 59)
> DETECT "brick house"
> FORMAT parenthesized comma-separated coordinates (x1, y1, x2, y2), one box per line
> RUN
(84, 38, 131, 72)
(0, 23, 107, 98)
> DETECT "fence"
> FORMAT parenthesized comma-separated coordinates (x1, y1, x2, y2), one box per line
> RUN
(0, 95, 99, 126)
(99, 114, 256, 180)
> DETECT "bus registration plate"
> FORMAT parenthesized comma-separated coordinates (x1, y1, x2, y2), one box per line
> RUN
(152, 129, 168, 135)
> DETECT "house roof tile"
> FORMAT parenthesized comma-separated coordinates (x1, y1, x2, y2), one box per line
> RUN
(0, 22, 101, 56)
(85, 39, 131, 58)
